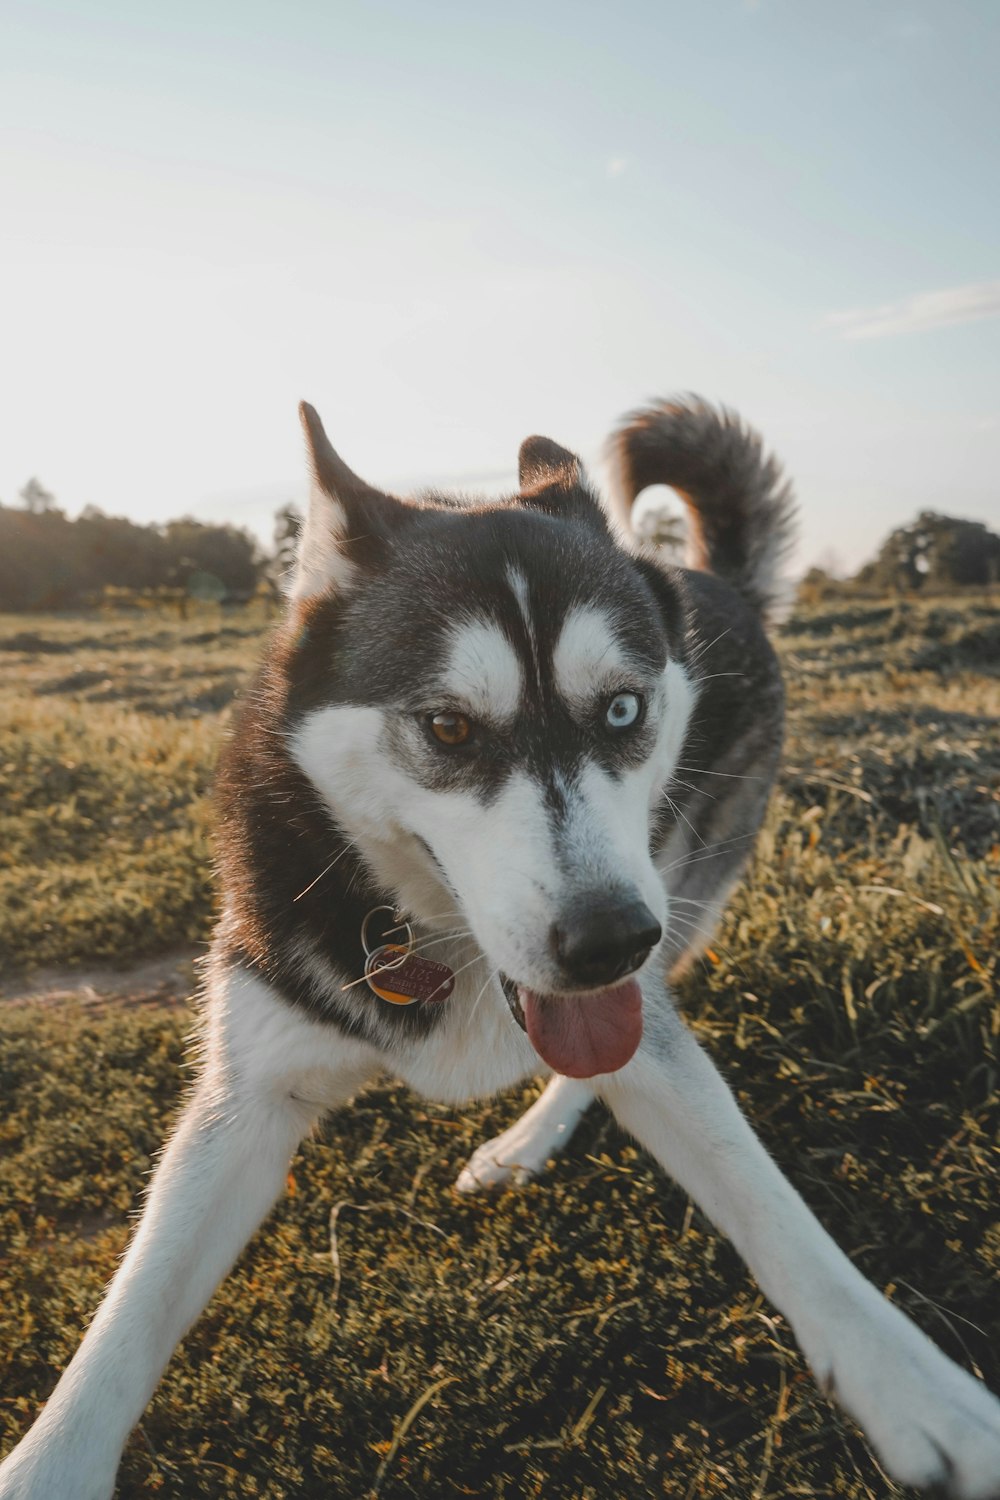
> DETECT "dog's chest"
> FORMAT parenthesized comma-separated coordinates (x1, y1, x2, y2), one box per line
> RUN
(387, 972, 541, 1103)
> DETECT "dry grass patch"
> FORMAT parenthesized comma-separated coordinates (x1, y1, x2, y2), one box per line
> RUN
(1, 594, 998, 1497)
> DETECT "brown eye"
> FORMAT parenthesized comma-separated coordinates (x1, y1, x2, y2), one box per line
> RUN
(430, 711, 472, 746)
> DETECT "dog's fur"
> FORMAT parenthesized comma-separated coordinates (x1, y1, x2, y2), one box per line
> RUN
(2, 398, 999, 1499)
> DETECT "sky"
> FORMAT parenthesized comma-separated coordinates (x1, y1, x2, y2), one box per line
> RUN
(2, 0, 998, 575)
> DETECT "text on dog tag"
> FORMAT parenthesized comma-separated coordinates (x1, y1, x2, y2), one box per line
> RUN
(364, 945, 455, 1006)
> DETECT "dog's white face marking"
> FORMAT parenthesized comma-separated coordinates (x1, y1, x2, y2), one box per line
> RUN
(290, 484, 356, 601)
(552, 605, 633, 707)
(290, 635, 698, 995)
(506, 565, 542, 683)
(439, 617, 522, 723)
(652, 657, 698, 807)
(506, 567, 532, 631)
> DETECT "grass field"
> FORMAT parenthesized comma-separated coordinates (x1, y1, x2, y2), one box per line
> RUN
(1, 595, 998, 1498)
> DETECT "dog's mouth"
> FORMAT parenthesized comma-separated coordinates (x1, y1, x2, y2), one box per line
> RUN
(501, 975, 643, 1078)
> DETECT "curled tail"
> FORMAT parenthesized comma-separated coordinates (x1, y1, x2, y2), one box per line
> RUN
(606, 396, 796, 620)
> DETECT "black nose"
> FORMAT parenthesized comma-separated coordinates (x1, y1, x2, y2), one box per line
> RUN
(551, 898, 662, 989)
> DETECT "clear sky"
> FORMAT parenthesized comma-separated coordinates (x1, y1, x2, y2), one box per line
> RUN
(2, 0, 998, 573)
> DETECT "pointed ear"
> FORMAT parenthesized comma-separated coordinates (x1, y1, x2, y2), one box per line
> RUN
(292, 402, 405, 600)
(300, 400, 373, 509)
(518, 434, 580, 491)
(517, 434, 609, 530)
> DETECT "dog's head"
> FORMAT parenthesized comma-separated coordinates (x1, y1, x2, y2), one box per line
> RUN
(285, 404, 696, 1075)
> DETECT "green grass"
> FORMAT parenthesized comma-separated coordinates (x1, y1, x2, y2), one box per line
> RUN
(0, 610, 264, 969)
(1, 595, 998, 1497)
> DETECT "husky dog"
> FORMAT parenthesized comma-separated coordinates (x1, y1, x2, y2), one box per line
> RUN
(2, 398, 999, 1499)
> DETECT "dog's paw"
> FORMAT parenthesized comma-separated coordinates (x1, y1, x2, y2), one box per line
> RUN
(813, 1297, 1000, 1498)
(455, 1130, 553, 1193)
(455, 1079, 593, 1194)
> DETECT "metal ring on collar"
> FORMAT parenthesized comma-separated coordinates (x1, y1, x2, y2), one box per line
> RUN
(360, 905, 413, 964)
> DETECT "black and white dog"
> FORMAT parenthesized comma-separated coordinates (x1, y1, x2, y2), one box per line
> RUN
(2, 399, 999, 1498)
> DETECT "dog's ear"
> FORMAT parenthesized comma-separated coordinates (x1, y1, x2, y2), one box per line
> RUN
(518, 435, 580, 491)
(293, 402, 409, 600)
(517, 435, 609, 531)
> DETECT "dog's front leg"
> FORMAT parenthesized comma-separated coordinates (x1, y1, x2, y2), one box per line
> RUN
(0, 1001, 374, 1500)
(597, 999, 1000, 1499)
(456, 1075, 595, 1192)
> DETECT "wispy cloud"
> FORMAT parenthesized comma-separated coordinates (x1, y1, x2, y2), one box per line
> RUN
(824, 279, 1000, 340)
(605, 156, 629, 179)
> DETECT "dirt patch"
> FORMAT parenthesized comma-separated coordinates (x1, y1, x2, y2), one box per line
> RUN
(0, 946, 202, 1007)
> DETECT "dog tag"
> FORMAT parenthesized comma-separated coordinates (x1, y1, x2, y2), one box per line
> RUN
(365, 945, 455, 1006)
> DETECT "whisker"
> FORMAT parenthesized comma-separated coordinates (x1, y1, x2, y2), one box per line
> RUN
(663, 793, 707, 850)
(450, 953, 488, 980)
(433, 952, 488, 1001)
(667, 911, 713, 934)
(658, 833, 755, 877)
(470, 967, 501, 1015)
(403, 930, 476, 958)
(669, 775, 717, 802)
(687, 626, 733, 666)
(388, 907, 464, 928)
(675, 765, 766, 783)
(292, 838, 361, 903)
(467, 964, 505, 1029)
(341, 970, 377, 992)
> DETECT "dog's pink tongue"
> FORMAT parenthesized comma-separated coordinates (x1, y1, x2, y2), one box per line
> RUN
(519, 979, 643, 1077)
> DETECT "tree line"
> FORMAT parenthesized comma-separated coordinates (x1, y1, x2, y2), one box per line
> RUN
(640, 495, 1000, 596)
(2, 473, 997, 614)
(0, 480, 303, 611)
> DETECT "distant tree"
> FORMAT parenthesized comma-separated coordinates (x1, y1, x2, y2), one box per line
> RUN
(635, 501, 686, 563)
(270, 503, 302, 594)
(797, 566, 843, 605)
(160, 518, 261, 598)
(0, 506, 265, 612)
(19, 477, 59, 514)
(0, 504, 77, 608)
(856, 511, 1000, 591)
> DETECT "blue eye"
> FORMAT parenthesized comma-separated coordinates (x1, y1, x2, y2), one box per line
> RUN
(605, 691, 642, 730)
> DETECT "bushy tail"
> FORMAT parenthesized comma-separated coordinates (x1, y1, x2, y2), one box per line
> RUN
(606, 396, 796, 620)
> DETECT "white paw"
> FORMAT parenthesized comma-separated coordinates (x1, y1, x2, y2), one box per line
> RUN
(813, 1295, 1000, 1498)
(456, 1078, 593, 1194)
(455, 1129, 554, 1193)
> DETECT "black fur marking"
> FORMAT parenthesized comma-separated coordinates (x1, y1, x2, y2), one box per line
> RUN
(214, 650, 449, 1041)
(500, 974, 526, 1031)
(290, 506, 676, 809)
(214, 461, 782, 1035)
(652, 570, 783, 858)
